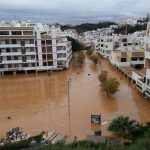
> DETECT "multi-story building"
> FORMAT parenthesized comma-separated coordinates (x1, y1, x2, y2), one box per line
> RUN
(0, 23, 72, 76)
(109, 50, 145, 68)
(132, 21, 150, 98)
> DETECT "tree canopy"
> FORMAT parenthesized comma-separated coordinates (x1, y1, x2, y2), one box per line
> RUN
(62, 21, 117, 33)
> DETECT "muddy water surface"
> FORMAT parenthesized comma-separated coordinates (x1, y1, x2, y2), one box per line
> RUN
(0, 58, 150, 140)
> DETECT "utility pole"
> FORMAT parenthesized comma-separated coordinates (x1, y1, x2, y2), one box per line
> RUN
(67, 79, 71, 141)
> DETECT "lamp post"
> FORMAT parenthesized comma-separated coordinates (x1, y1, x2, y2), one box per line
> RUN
(67, 79, 71, 141)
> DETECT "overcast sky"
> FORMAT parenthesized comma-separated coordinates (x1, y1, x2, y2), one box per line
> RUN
(0, 0, 149, 24)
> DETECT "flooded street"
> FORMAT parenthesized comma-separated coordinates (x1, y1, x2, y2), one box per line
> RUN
(0, 57, 150, 140)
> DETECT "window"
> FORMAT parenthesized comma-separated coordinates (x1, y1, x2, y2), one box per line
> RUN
(43, 62, 47, 66)
(13, 48, 18, 52)
(12, 39, 17, 44)
(41, 40, 45, 45)
(11, 31, 22, 35)
(121, 58, 127, 62)
(31, 63, 35, 67)
(30, 47, 34, 52)
(47, 54, 52, 59)
(48, 62, 53, 66)
(6, 48, 10, 53)
(147, 79, 150, 86)
(8, 64, 12, 68)
(46, 40, 52, 45)
(31, 56, 35, 60)
(0, 31, 9, 35)
(7, 56, 11, 60)
(123, 43, 127, 46)
(23, 31, 33, 35)
(42, 54, 46, 59)
(47, 46, 52, 53)
(29, 39, 34, 44)
(139, 57, 144, 61)
(14, 56, 18, 60)
(5, 39, 10, 44)
(131, 57, 137, 61)
(122, 38, 127, 42)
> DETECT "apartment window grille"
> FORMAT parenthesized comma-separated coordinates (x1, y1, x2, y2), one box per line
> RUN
(131, 57, 138, 61)
(0, 31, 9, 35)
(14, 56, 18, 60)
(41, 40, 45, 45)
(42, 55, 46, 60)
(6, 48, 11, 53)
(29, 39, 34, 44)
(13, 48, 18, 52)
(43, 62, 47, 66)
(11, 31, 22, 35)
(5, 39, 10, 44)
(30, 47, 34, 52)
(8, 64, 12, 68)
(7, 56, 11, 60)
(46, 40, 52, 45)
(31, 63, 35, 67)
(139, 57, 144, 61)
(121, 58, 127, 62)
(12, 39, 17, 44)
(23, 31, 33, 35)
(48, 62, 53, 66)
(122, 38, 127, 42)
(31, 56, 35, 60)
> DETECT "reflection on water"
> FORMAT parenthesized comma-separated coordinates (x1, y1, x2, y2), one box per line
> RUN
(0, 58, 150, 140)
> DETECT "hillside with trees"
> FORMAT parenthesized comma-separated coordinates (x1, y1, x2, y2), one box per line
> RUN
(114, 23, 147, 34)
(61, 21, 117, 33)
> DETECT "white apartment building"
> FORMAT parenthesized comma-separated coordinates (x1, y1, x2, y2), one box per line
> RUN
(110, 50, 145, 68)
(0, 22, 72, 76)
(132, 21, 150, 98)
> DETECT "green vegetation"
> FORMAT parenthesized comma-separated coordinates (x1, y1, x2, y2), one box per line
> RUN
(114, 23, 147, 35)
(2, 116, 150, 150)
(67, 37, 83, 52)
(86, 49, 93, 57)
(62, 22, 117, 33)
(98, 71, 108, 84)
(1, 133, 43, 150)
(32, 138, 150, 150)
(108, 116, 138, 139)
(76, 51, 86, 67)
(90, 54, 100, 64)
(98, 72, 120, 96)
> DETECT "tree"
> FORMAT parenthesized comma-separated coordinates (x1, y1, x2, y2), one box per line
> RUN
(86, 49, 93, 57)
(98, 71, 108, 84)
(108, 116, 139, 138)
(67, 37, 83, 52)
(98, 72, 120, 96)
(77, 51, 86, 67)
(104, 78, 120, 96)
(90, 54, 99, 64)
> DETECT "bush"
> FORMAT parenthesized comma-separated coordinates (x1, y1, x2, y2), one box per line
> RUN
(86, 49, 93, 57)
(90, 54, 99, 64)
(77, 51, 86, 67)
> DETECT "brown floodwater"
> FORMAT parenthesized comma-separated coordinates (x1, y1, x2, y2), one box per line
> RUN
(0, 57, 150, 140)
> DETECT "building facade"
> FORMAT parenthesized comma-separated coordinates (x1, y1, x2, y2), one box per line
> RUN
(0, 23, 72, 76)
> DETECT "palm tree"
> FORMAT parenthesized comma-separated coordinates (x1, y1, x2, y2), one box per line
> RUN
(108, 116, 139, 139)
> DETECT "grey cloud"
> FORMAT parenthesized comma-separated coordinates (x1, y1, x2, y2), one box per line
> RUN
(0, 0, 149, 24)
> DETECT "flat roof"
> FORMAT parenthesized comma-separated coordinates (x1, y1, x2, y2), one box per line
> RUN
(0, 35, 35, 39)
(0, 27, 34, 31)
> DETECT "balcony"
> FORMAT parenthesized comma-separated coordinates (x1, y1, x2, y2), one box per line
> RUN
(131, 60, 144, 65)
(116, 61, 130, 67)
(145, 51, 150, 59)
(145, 86, 150, 98)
